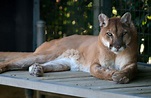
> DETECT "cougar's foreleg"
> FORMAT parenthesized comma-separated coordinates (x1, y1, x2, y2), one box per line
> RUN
(90, 63, 117, 81)
(112, 63, 137, 84)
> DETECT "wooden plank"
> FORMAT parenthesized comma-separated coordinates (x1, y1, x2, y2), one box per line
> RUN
(1, 71, 91, 81)
(46, 75, 151, 89)
(138, 93, 151, 98)
(0, 64, 150, 98)
(103, 86, 151, 98)
(103, 86, 151, 93)
(0, 75, 139, 98)
(1, 66, 151, 88)
(138, 64, 151, 73)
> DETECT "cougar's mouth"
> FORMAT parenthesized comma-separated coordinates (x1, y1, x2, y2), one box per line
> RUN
(110, 46, 125, 54)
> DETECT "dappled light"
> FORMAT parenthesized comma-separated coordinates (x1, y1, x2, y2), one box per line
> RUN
(41, 0, 93, 40)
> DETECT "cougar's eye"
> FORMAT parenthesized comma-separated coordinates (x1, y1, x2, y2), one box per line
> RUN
(106, 32, 113, 37)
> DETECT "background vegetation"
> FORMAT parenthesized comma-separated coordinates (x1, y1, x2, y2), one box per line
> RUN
(40, 0, 93, 41)
(40, 0, 151, 63)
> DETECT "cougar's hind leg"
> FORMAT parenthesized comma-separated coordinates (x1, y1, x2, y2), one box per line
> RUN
(0, 52, 32, 62)
(0, 52, 61, 73)
(0, 52, 32, 73)
(29, 58, 71, 77)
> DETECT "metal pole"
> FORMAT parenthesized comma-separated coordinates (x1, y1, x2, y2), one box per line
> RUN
(36, 20, 45, 47)
(93, 0, 100, 35)
(100, 0, 112, 17)
(33, 0, 40, 50)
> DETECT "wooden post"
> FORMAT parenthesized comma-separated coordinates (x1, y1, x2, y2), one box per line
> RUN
(25, 89, 34, 98)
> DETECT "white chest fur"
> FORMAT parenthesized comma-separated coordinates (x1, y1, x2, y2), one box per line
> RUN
(101, 59, 115, 69)
(57, 49, 90, 72)
(100, 54, 129, 70)
(115, 55, 130, 70)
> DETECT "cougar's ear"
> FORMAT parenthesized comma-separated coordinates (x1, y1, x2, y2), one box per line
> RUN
(98, 13, 109, 27)
(120, 12, 131, 26)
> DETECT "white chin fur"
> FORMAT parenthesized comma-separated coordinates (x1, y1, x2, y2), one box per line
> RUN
(111, 47, 124, 54)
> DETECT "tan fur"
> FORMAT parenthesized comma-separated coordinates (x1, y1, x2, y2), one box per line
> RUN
(0, 12, 137, 83)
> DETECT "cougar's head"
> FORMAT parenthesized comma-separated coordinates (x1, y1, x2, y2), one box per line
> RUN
(98, 12, 134, 54)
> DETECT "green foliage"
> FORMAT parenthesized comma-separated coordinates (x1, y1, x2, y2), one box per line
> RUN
(40, 0, 93, 41)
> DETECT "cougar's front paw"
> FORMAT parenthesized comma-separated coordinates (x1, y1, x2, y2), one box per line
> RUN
(112, 72, 129, 84)
(29, 63, 44, 77)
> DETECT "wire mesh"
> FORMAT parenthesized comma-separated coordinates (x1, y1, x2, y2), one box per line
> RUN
(112, 0, 151, 63)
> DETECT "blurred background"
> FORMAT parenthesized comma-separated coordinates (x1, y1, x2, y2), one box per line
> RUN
(0, 0, 151, 63)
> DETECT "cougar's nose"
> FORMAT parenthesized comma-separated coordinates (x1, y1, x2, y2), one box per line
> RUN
(115, 45, 121, 50)
(115, 45, 121, 49)
(113, 38, 122, 51)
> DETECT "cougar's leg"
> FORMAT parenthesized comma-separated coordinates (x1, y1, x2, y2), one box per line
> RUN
(29, 49, 82, 77)
(29, 58, 71, 77)
(90, 63, 137, 84)
(0, 51, 61, 73)
(90, 63, 117, 81)
(0, 52, 32, 62)
(112, 63, 137, 84)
